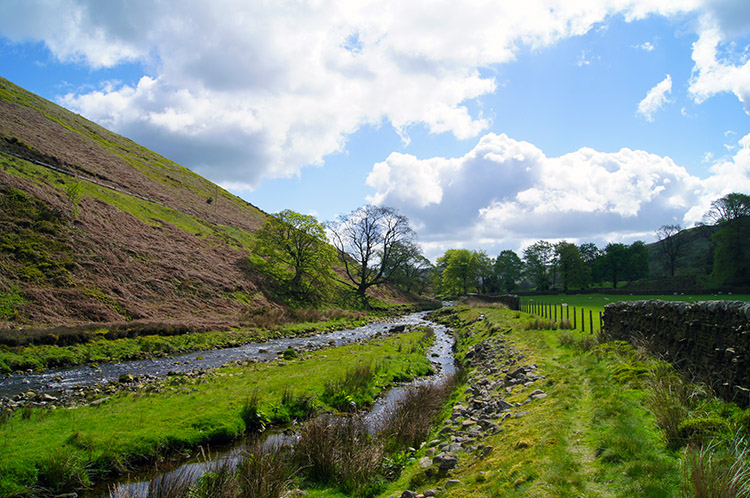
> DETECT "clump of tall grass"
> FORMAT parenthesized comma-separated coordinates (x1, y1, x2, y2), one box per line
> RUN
(683, 435, 750, 498)
(525, 317, 557, 330)
(294, 413, 384, 495)
(321, 362, 378, 412)
(234, 439, 294, 498)
(36, 447, 92, 495)
(271, 388, 316, 423)
(380, 374, 457, 453)
(646, 363, 696, 449)
(240, 390, 268, 433)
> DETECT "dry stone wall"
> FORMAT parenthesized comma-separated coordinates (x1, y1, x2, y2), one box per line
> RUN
(602, 300, 750, 406)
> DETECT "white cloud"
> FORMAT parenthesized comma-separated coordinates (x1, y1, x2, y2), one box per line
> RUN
(688, 5, 750, 113)
(637, 74, 673, 121)
(0, 0, 707, 190)
(634, 41, 656, 51)
(366, 132, 746, 260)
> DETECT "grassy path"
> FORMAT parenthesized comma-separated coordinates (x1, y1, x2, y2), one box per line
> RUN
(381, 306, 683, 498)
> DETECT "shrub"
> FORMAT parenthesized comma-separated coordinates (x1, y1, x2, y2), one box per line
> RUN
(647, 363, 692, 449)
(379, 375, 456, 453)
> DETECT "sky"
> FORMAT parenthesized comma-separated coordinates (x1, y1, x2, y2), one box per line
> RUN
(1, 0, 750, 262)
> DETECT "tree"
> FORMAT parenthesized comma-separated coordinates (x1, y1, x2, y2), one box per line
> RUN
(437, 249, 480, 295)
(703, 192, 750, 225)
(328, 205, 415, 300)
(523, 241, 554, 291)
(474, 250, 495, 293)
(656, 224, 683, 277)
(253, 209, 335, 301)
(384, 240, 433, 295)
(603, 243, 628, 289)
(703, 193, 750, 287)
(494, 250, 524, 293)
(626, 240, 650, 282)
(579, 242, 604, 285)
(555, 241, 589, 292)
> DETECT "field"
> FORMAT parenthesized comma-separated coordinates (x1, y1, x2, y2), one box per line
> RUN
(520, 293, 750, 334)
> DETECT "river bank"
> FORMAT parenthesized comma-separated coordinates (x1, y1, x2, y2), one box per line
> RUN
(0, 310, 444, 496)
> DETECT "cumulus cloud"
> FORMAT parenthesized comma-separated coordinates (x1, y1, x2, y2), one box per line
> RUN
(688, 2, 750, 113)
(366, 132, 746, 260)
(637, 74, 673, 121)
(0, 0, 706, 189)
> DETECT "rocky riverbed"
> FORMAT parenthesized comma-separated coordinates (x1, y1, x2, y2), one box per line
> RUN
(390, 323, 549, 498)
(0, 314, 433, 413)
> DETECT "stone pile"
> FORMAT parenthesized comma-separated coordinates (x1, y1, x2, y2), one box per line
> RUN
(391, 332, 548, 497)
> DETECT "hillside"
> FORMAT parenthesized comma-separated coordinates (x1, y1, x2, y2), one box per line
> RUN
(0, 77, 326, 329)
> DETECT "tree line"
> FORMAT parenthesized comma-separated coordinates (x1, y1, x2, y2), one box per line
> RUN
(250, 192, 749, 305)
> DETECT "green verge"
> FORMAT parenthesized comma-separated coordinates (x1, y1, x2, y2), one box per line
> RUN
(377, 305, 750, 498)
(0, 328, 434, 496)
(0, 315, 372, 373)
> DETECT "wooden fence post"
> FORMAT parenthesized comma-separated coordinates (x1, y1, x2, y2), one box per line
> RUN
(589, 310, 594, 335)
(582, 308, 585, 333)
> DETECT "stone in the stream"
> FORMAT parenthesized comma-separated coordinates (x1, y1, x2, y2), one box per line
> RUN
(445, 479, 461, 488)
(400, 491, 418, 498)
(419, 456, 433, 469)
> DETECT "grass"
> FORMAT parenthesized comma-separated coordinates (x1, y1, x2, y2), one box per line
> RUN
(379, 305, 689, 497)
(0, 328, 434, 496)
(0, 314, 374, 373)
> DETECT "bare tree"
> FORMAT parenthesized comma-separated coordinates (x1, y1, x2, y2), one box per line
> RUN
(656, 224, 683, 277)
(328, 205, 415, 300)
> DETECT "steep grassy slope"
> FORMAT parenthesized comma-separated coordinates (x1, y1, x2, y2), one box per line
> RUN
(0, 76, 307, 328)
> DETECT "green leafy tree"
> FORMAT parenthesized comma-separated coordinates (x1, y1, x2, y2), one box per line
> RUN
(626, 240, 650, 282)
(384, 240, 433, 295)
(555, 241, 590, 292)
(603, 242, 628, 289)
(437, 249, 480, 295)
(523, 240, 554, 291)
(253, 210, 335, 301)
(328, 205, 415, 300)
(703, 193, 750, 287)
(474, 250, 495, 293)
(494, 250, 524, 293)
(703, 192, 750, 225)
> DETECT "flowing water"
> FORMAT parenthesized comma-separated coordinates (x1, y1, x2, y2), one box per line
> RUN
(43, 310, 455, 497)
(0, 312, 436, 399)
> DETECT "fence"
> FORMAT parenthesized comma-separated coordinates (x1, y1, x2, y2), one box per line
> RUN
(520, 300, 604, 334)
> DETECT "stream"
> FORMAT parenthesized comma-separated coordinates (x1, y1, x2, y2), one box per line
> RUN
(80, 310, 456, 497)
(0, 312, 438, 399)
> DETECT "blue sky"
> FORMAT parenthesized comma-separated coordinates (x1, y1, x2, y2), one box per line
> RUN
(2, 1, 750, 261)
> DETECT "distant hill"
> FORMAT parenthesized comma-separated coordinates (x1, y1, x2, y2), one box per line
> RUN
(0, 77, 397, 329)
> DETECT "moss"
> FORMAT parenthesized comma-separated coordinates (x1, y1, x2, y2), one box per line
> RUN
(677, 417, 731, 445)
